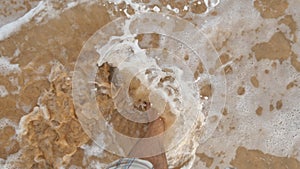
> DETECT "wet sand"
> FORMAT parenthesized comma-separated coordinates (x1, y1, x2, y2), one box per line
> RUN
(0, 0, 300, 168)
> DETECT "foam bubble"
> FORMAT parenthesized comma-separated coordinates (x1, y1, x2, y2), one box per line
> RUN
(80, 140, 105, 158)
(13, 48, 20, 57)
(0, 85, 8, 97)
(0, 150, 23, 169)
(0, 56, 20, 76)
(153, 6, 160, 12)
(0, 118, 17, 130)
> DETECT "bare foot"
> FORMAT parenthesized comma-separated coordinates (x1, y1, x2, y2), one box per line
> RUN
(144, 117, 165, 137)
(142, 117, 168, 169)
(128, 115, 168, 169)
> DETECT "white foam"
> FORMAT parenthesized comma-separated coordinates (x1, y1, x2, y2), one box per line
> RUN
(87, 160, 106, 169)
(0, 118, 18, 130)
(0, 150, 23, 169)
(16, 106, 40, 136)
(65, 0, 91, 10)
(8, 76, 20, 95)
(153, 6, 160, 13)
(0, 85, 8, 97)
(183, 5, 189, 11)
(0, 1, 46, 41)
(0, 56, 21, 76)
(108, 0, 150, 13)
(80, 141, 105, 158)
(13, 48, 20, 57)
(199, 1, 279, 58)
(196, 46, 300, 169)
(0, 158, 5, 167)
(0, 0, 41, 27)
(67, 2, 79, 9)
(0, 118, 19, 144)
(166, 4, 179, 13)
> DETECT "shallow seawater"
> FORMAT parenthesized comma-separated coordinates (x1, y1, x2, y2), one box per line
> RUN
(0, 0, 300, 169)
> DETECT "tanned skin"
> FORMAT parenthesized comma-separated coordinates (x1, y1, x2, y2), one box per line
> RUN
(128, 113, 168, 169)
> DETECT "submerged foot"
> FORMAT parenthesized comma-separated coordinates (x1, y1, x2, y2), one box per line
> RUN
(128, 114, 168, 169)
